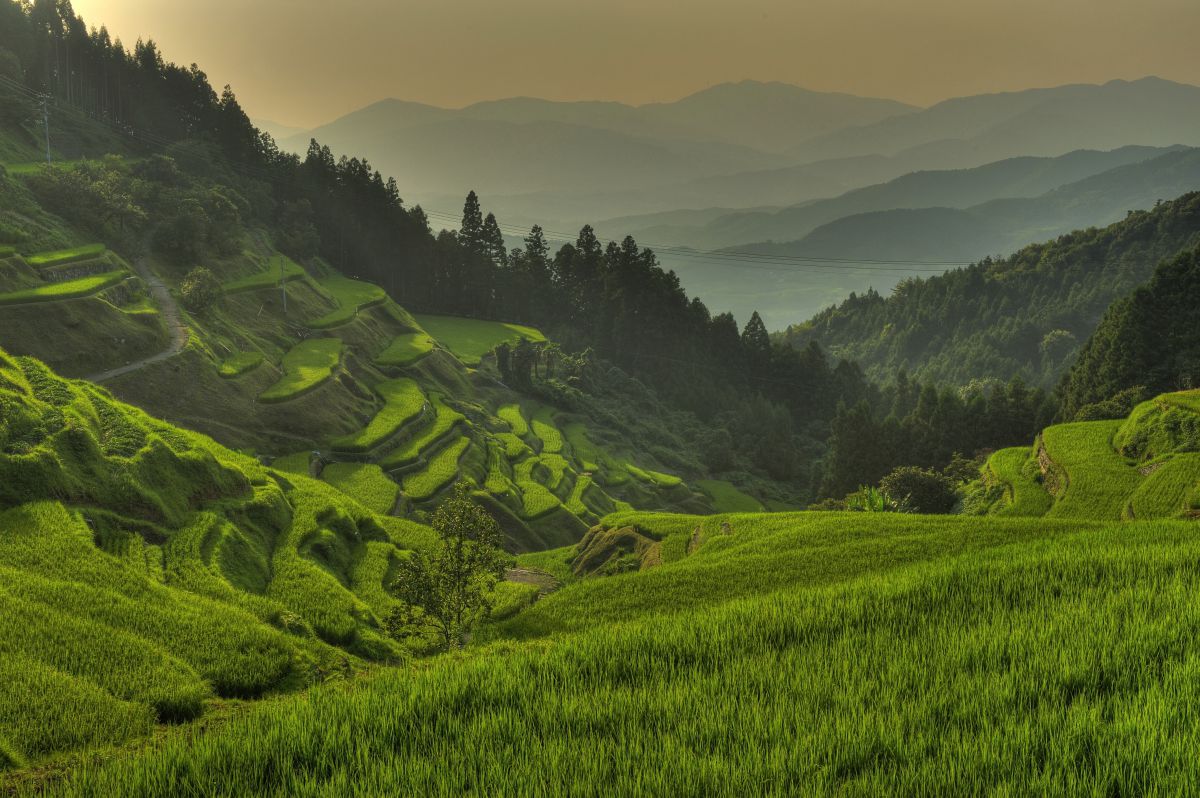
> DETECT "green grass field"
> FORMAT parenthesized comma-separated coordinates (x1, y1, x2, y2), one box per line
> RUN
(308, 275, 387, 329)
(402, 437, 470, 500)
(222, 256, 307, 294)
(24, 244, 106, 268)
(321, 463, 399, 515)
(258, 338, 342, 403)
(1041, 421, 1143, 520)
(530, 405, 563, 453)
(984, 446, 1053, 516)
(1127, 454, 1200, 520)
(330, 378, 426, 452)
(379, 395, 464, 470)
(375, 331, 435, 367)
(217, 351, 264, 378)
(414, 314, 545, 365)
(498, 403, 529, 437)
(0, 270, 126, 305)
(696, 479, 764, 513)
(40, 510, 1200, 796)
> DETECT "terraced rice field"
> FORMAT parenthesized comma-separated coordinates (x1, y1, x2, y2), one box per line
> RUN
(379, 395, 464, 469)
(375, 332, 435, 367)
(321, 463, 399, 515)
(514, 459, 562, 519)
(402, 437, 471, 500)
(985, 447, 1053, 517)
(308, 275, 387, 329)
(25, 244, 106, 268)
(330, 379, 426, 452)
(258, 338, 342, 403)
(498, 404, 529, 436)
(221, 256, 308, 294)
(530, 406, 563, 453)
(1042, 421, 1143, 521)
(217, 351, 263, 378)
(0, 270, 126, 305)
(1127, 454, 1200, 520)
(696, 479, 763, 513)
(414, 314, 545, 365)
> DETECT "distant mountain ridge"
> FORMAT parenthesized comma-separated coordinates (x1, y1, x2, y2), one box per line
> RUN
(603, 145, 1182, 248)
(740, 147, 1200, 265)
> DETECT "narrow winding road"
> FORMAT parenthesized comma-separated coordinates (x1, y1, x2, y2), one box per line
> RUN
(87, 260, 188, 383)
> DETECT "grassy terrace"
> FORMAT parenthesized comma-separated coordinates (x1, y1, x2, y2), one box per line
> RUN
(0, 270, 126, 305)
(308, 275, 387, 329)
(1042, 421, 1143, 520)
(530, 405, 563, 453)
(498, 404, 529, 437)
(375, 331, 435, 367)
(222, 256, 307, 294)
(257, 338, 342, 403)
(51, 510, 1200, 795)
(321, 463, 399, 515)
(379, 395, 464, 470)
(402, 437, 470, 501)
(985, 446, 1053, 517)
(1128, 453, 1200, 519)
(25, 244, 106, 268)
(217, 351, 264, 378)
(697, 479, 763, 513)
(330, 378, 426, 453)
(414, 314, 545, 366)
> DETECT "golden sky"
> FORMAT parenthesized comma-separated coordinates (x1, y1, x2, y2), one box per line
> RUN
(70, 0, 1200, 129)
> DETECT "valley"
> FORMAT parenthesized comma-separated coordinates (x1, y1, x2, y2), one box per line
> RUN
(1, 1, 1199, 794)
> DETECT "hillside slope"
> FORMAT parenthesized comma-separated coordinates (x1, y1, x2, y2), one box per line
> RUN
(1059, 247, 1200, 416)
(30, 505, 1200, 795)
(970, 390, 1200, 521)
(784, 193, 1200, 387)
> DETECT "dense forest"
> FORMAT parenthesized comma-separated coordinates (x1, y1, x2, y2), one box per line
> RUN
(784, 192, 1200, 388)
(1058, 246, 1200, 418)
(2, 0, 1183, 505)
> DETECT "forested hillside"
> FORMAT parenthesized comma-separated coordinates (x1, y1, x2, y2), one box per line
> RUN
(784, 191, 1200, 388)
(1058, 247, 1200, 417)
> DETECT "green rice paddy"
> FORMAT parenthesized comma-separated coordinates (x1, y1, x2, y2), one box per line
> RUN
(330, 378, 426, 452)
(308, 275, 387, 329)
(414, 314, 545, 365)
(258, 338, 342, 403)
(375, 331, 436, 367)
(0, 270, 126, 305)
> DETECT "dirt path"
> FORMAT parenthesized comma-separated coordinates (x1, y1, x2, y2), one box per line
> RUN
(505, 567, 560, 595)
(86, 260, 188, 383)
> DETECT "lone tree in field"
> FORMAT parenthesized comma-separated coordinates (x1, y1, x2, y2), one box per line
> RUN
(387, 483, 507, 650)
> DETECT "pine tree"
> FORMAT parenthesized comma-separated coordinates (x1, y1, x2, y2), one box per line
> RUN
(482, 212, 507, 266)
(460, 190, 483, 254)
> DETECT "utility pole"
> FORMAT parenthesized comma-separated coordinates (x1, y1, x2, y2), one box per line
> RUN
(40, 95, 51, 165)
(279, 254, 287, 315)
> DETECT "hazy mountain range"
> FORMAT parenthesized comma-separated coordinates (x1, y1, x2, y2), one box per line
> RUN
(271, 77, 1200, 331)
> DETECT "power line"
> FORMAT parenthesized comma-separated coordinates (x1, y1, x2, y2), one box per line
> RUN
(418, 208, 965, 274)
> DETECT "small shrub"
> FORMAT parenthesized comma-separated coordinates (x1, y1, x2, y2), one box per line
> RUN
(180, 267, 221, 313)
(880, 466, 959, 514)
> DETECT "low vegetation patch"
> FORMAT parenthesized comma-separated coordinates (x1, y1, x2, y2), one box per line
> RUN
(414, 314, 545, 365)
(322, 463, 399, 515)
(375, 332, 435, 367)
(308, 275, 387, 329)
(696, 479, 763, 513)
(25, 243, 106, 268)
(258, 338, 342, 403)
(0, 270, 126, 305)
(330, 378, 426, 453)
(217, 351, 264, 378)
(402, 437, 470, 501)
